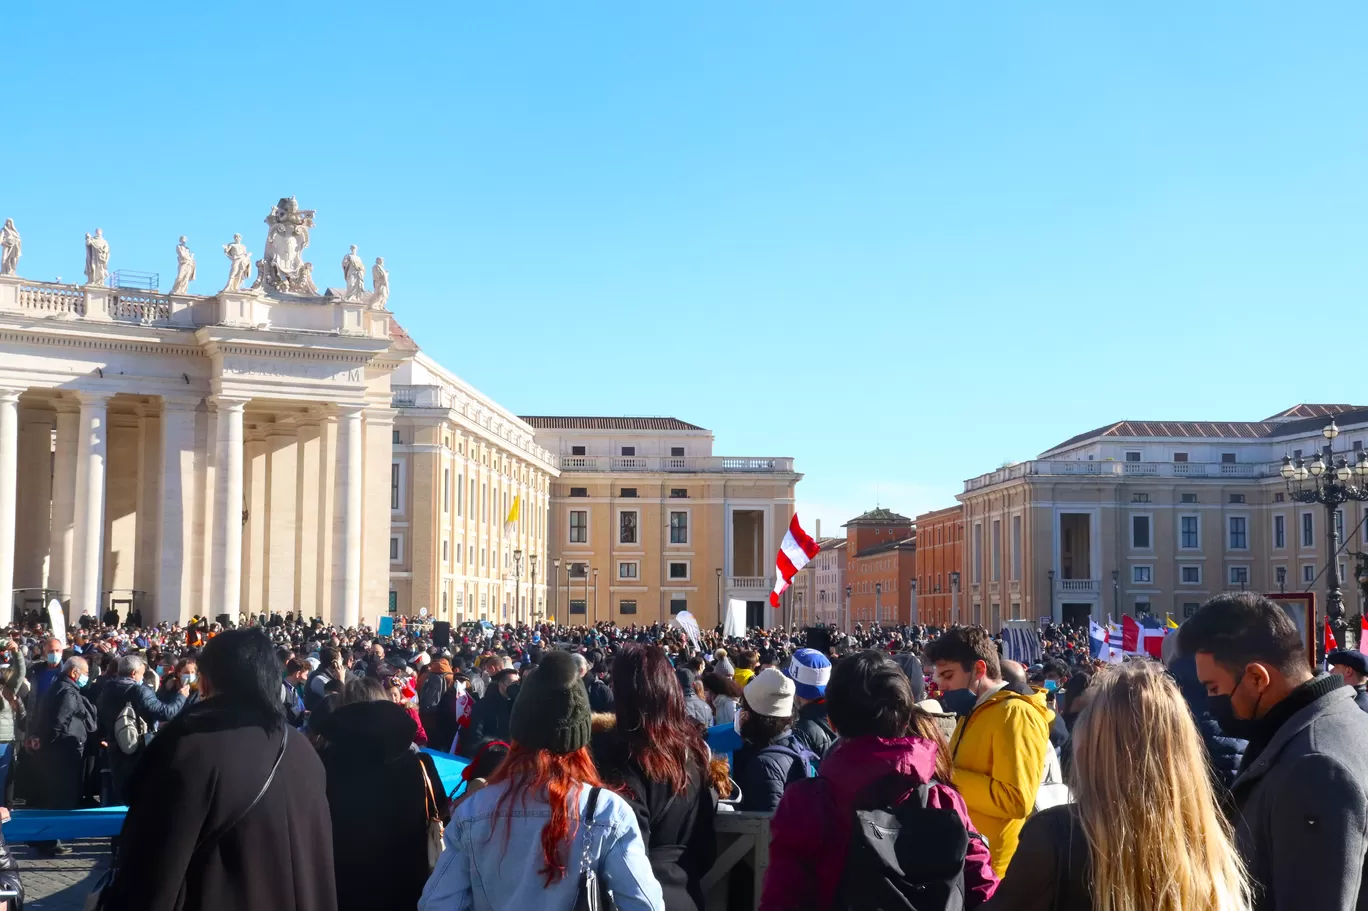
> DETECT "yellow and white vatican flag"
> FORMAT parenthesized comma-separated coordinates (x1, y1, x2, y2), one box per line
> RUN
(503, 495, 520, 538)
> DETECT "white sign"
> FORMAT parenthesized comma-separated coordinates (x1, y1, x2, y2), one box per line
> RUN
(48, 599, 66, 644)
(419, 607, 429, 618)
(724, 599, 747, 639)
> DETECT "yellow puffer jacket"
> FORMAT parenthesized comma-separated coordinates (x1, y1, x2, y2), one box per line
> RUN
(947, 685, 1052, 878)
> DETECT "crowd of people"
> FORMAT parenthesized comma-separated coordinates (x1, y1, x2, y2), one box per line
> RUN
(0, 593, 1362, 909)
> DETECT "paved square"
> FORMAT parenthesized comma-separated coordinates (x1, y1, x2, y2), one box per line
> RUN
(14, 840, 108, 911)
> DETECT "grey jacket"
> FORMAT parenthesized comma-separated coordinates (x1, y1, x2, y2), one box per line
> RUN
(1231, 683, 1368, 911)
(0, 652, 26, 743)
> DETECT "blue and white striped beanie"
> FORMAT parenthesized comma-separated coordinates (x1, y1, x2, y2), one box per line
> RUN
(787, 647, 831, 701)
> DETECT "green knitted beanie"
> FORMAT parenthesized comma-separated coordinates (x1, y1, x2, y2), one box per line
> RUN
(508, 650, 591, 754)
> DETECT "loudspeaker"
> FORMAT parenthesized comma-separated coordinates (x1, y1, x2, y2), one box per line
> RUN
(805, 626, 833, 656)
(432, 621, 451, 648)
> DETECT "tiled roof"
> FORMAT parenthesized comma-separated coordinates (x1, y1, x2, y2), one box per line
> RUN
(1263, 404, 1360, 421)
(817, 538, 846, 552)
(1045, 404, 1368, 453)
(519, 416, 706, 431)
(843, 507, 913, 526)
(853, 537, 917, 559)
(388, 317, 419, 351)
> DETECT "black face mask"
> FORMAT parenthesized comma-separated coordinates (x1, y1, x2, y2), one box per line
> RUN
(940, 687, 978, 718)
(1207, 671, 1261, 740)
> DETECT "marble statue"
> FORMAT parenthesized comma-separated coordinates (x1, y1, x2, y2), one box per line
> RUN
(222, 234, 252, 292)
(341, 245, 367, 302)
(84, 228, 110, 286)
(0, 219, 18, 275)
(370, 257, 389, 309)
(170, 236, 197, 295)
(252, 197, 319, 295)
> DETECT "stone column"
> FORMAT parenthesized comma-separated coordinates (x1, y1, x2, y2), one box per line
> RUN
(264, 427, 297, 617)
(244, 437, 268, 619)
(133, 408, 163, 617)
(70, 392, 111, 619)
(156, 398, 199, 625)
(47, 402, 79, 602)
(333, 405, 364, 628)
(293, 420, 321, 617)
(0, 389, 21, 625)
(210, 396, 247, 619)
(14, 407, 53, 592)
(362, 408, 395, 626)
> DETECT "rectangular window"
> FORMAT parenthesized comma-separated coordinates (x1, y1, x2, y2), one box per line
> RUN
(620, 487, 638, 498)
(1302, 512, 1315, 547)
(442, 540, 448, 562)
(1173, 452, 1188, 463)
(991, 520, 1001, 581)
(1228, 516, 1248, 550)
(1274, 515, 1286, 549)
(669, 562, 688, 580)
(620, 511, 638, 544)
(1229, 494, 1245, 504)
(1183, 602, 1201, 619)
(671, 447, 685, 457)
(1132, 515, 1151, 549)
(569, 562, 588, 578)
(457, 473, 463, 516)
(1131, 493, 1150, 503)
(1303, 564, 1316, 584)
(481, 483, 487, 522)
(972, 524, 983, 584)
(1011, 603, 1021, 621)
(619, 562, 638, 579)
(619, 599, 638, 615)
(1221, 453, 1237, 464)
(569, 510, 587, 543)
(570, 487, 588, 498)
(1125, 451, 1142, 462)
(391, 464, 400, 510)
(392, 429, 401, 444)
(1132, 565, 1152, 584)
(1011, 516, 1023, 580)
(669, 597, 687, 615)
(456, 542, 462, 565)
(1229, 566, 1249, 586)
(621, 446, 636, 457)
(390, 537, 400, 561)
(1181, 493, 1198, 503)
(1181, 516, 1199, 549)
(1274, 492, 1285, 503)
(443, 468, 450, 513)
(571, 445, 586, 456)
(569, 599, 586, 615)
(669, 488, 688, 499)
(480, 592, 487, 613)
(1181, 565, 1201, 584)
(669, 511, 688, 544)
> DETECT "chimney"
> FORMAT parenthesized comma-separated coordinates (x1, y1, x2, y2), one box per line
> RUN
(816, 519, 821, 540)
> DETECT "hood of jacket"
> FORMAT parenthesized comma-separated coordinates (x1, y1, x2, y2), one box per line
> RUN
(819, 735, 939, 802)
(316, 700, 417, 759)
(980, 683, 1053, 723)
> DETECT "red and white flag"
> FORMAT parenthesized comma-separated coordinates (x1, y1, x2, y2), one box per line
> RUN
(770, 514, 820, 608)
(1326, 617, 1339, 659)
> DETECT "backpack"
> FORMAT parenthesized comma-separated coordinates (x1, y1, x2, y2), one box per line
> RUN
(419, 673, 448, 712)
(831, 775, 972, 911)
(757, 742, 818, 784)
(113, 700, 148, 755)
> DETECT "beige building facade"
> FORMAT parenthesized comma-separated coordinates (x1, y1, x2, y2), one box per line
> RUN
(524, 418, 801, 629)
(959, 404, 1368, 630)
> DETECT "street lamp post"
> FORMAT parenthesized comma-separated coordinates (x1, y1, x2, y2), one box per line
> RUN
(909, 578, 918, 625)
(529, 554, 538, 625)
(1111, 569, 1120, 618)
(1281, 420, 1368, 649)
(949, 572, 960, 625)
(1047, 569, 1056, 625)
(875, 582, 883, 626)
(594, 568, 601, 625)
(512, 548, 523, 626)
(552, 558, 560, 622)
(844, 584, 852, 635)
(716, 567, 723, 618)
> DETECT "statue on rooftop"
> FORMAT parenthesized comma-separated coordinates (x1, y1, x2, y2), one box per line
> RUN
(222, 234, 252, 292)
(252, 197, 318, 295)
(370, 257, 389, 309)
(341, 245, 367, 302)
(0, 219, 18, 276)
(84, 228, 110, 287)
(170, 236, 197, 295)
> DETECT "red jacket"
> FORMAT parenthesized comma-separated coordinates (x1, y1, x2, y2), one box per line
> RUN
(759, 735, 998, 911)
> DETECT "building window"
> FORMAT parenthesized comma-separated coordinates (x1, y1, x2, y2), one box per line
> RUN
(1303, 564, 1316, 584)
(669, 511, 688, 544)
(1182, 602, 1200, 618)
(670, 488, 688, 498)
(1011, 516, 1022, 580)
(671, 447, 685, 457)
(569, 511, 587, 543)
(457, 473, 463, 516)
(442, 540, 448, 562)
(480, 592, 488, 613)
(1229, 493, 1245, 504)
(1131, 515, 1151, 550)
(571, 445, 586, 456)
(570, 487, 588, 498)
(481, 483, 487, 522)
(669, 597, 687, 615)
(972, 524, 983, 584)
(1228, 516, 1248, 550)
(621, 446, 636, 457)
(1229, 566, 1250, 586)
(569, 562, 588, 578)
(1221, 453, 1237, 464)
(1274, 492, 1285, 503)
(620, 511, 638, 544)
(669, 561, 688, 580)
(1131, 492, 1150, 503)
(620, 488, 638, 498)
(1302, 512, 1315, 548)
(570, 599, 586, 615)
(392, 429, 401, 444)
(442, 591, 448, 612)
(619, 599, 638, 615)
(443, 468, 450, 513)
(991, 520, 1001, 581)
(1180, 565, 1201, 584)
(390, 537, 400, 561)
(1132, 565, 1152, 584)
(1011, 603, 1021, 620)
(456, 542, 463, 565)
(1173, 452, 1188, 463)
(1125, 451, 1142, 462)
(391, 464, 400, 510)
(1274, 515, 1286, 549)
(1180, 515, 1199, 549)
(1181, 493, 1198, 503)
(619, 562, 638, 580)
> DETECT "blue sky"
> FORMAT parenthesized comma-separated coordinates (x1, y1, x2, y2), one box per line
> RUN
(6, 3, 1368, 534)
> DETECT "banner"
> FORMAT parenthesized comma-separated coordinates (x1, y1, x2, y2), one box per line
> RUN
(672, 610, 702, 651)
(48, 598, 66, 645)
(723, 599, 747, 639)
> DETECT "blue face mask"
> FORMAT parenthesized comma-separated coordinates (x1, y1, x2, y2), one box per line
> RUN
(77, 674, 89, 688)
(1043, 679, 1059, 693)
(940, 687, 978, 718)
(46, 652, 62, 665)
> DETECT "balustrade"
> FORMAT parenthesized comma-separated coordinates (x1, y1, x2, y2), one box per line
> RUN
(17, 284, 84, 315)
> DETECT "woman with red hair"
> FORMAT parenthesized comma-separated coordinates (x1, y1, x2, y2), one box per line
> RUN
(419, 650, 663, 911)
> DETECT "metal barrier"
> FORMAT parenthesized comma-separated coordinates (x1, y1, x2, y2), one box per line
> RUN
(702, 811, 772, 911)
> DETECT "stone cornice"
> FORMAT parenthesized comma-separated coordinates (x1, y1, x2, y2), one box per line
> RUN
(0, 327, 206, 358)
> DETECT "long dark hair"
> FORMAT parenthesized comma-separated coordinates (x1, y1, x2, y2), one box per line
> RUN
(611, 644, 709, 794)
(198, 628, 285, 729)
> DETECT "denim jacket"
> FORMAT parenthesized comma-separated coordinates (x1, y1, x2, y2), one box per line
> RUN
(419, 778, 665, 911)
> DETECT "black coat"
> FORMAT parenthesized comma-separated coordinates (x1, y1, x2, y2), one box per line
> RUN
(462, 687, 514, 756)
(733, 730, 808, 813)
(35, 676, 96, 809)
(317, 701, 444, 911)
(592, 728, 717, 911)
(586, 676, 615, 713)
(100, 700, 337, 911)
(1171, 653, 1247, 789)
(981, 804, 1091, 911)
(792, 701, 834, 759)
(96, 677, 188, 804)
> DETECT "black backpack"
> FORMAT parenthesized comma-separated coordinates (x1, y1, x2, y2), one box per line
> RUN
(418, 673, 448, 712)
(831, 775, 972, 911)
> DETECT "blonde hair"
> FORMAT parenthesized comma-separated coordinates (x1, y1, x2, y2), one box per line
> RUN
(1070, 661, 1252, 911)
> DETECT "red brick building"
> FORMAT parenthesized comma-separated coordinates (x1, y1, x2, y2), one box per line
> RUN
(844, 508, 916, 625)
(914, 505, 964, 627)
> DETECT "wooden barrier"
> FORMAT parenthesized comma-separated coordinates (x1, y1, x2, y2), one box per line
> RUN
(701, 811, 772, 911)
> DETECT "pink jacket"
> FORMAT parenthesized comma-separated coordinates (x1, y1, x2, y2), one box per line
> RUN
(759, 735, 998, 911)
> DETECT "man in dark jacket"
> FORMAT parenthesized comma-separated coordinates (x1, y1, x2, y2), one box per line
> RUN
(100, 628, 336, 911)
(1181, 593, 1368, 911)
(1168, 650, 1247, 789)
(32, 656, 96, 856)
(96, 655, 189, 804)
(788, 649, 834, 759)
(1327, 649, 1368, 712)
(462, 667, 519, 755)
